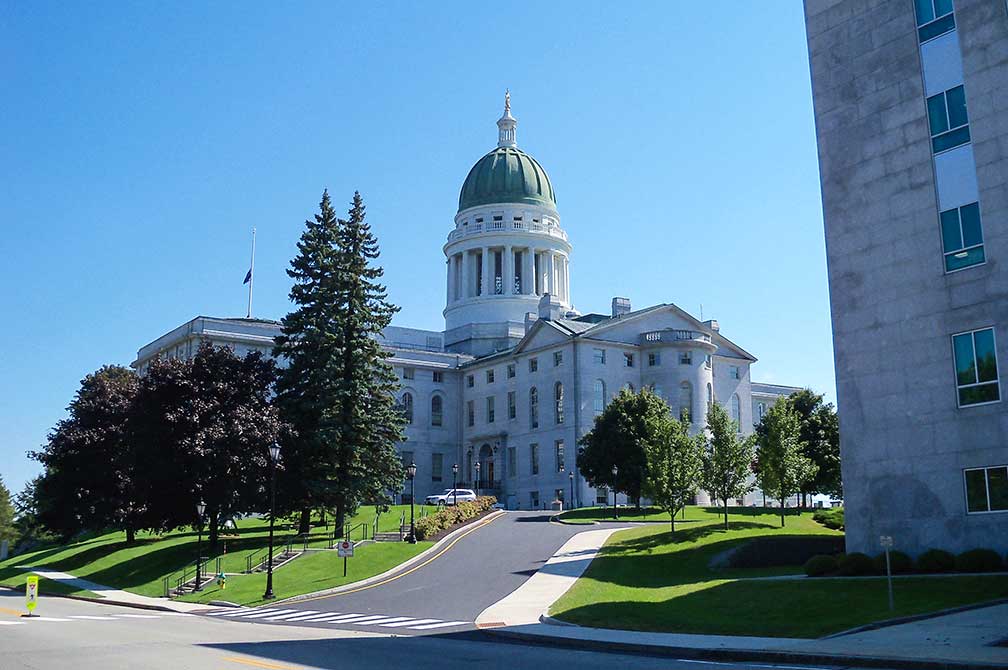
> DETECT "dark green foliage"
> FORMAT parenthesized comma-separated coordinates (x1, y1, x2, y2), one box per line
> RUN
(874, 550, 913, 574)
(804, 554, 839, 577)
(0, 476, 14, 544)
(812, 507, 844, 530)
(916, 549, 956, 573)
(955, 548, 1004, 573)
(837, 552, 875, 576)
(701, 403, 757, 530)
(413, 497, 496, 540)
(728, 535, 844, 569)
(754, 398, 816, 527)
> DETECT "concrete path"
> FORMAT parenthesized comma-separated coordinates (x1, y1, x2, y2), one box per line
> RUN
(14, 567, 206, 612)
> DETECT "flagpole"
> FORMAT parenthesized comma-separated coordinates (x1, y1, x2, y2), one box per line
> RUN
(247, 228, 256, 319)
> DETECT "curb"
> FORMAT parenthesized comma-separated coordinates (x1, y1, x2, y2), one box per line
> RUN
(482, 627, 1007, 670)
(270, 509, 506, 606)
(822, 597, 1008, 639)
(0, 584, 197, 614)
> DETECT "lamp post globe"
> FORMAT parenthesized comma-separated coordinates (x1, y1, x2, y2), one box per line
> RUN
(194, 500, 206, 592)
(407, 462, 417, 544)
(452, 463, 459, 507)
(263, 443, 281, 600)
(611, 465, 619, 520)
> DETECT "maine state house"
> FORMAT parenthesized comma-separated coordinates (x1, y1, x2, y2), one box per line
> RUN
(134, 95, 800, 510)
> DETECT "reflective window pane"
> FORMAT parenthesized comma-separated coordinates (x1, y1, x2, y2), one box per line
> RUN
(940, 208, 962, 253)
(945, 246, 984, 272)
(932, 126, 970, 153)
(973, 329, 998, 383)
(959, 383, 999, 406)
(919, 13, 955, 42)
(959, 203, 983, 247)
(988, 467, 1008, 511)
(965, 469, 989, 512)
(934, 0, 954, 18)
(927, 93, 949, 135)
(953, 333, 977, 386)
(915, 0, 935, 24)
(946, 86, 968, 128)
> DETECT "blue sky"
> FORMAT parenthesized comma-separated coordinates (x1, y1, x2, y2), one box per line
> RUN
(0, 2, 832, 496)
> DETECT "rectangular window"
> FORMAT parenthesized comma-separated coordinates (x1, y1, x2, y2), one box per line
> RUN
(432, 371, 443, 383)
(680, 351, 692, 365)
(648, 352, 660, 367)
(729, 365, 740, 380)
(467, 374, 474, 388)
(401, 450, 413, 467)
(530, 490, 540, 509)
(403, 367, 414, 380)
(467, 400, 475, 427)
(508, 447, 517, 478)
(915, 0, 955, 43)
(624, 352, 634, 368)
(529, 358, 538, 373)
(486, 369, 494, 384)
(508, 391, 516, 420)
(555, 440, 565, 473)
(952, 328, 1000, 406)
(593, 348, 606, 365)
(486, 396, 495, 423)
(530, 444, 539, 475)
(941, 202, 985, 272)
(507, 363, 516, 378)
(704, 354, 711, 370)
(964, 465, 1008, 513)
(432, 453, 443, 482)
(927, 85, 970, 153)
(554, 351, 563, 367)
(596, 488, 608, 504)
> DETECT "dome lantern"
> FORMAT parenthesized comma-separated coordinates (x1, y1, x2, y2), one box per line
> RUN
(497, 89, 517, 148)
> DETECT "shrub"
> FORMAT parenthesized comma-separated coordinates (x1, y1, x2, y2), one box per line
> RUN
(804, 554, 838, 577)
(728, 535, 845, 569)
(413, 496, 496, 540)
(916, 548, 955, 573)
(873, 550, 912, 574)
(955, 548, 1004, 573)
(812, 507, 844, 530)
(837, 552, 875, 576)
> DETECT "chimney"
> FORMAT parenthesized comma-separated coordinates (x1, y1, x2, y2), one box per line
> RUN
(538, 293, 562, 322)
(611, 297, 631, 318)
(703, 319, 719, 333)
(524, 311, 538, 334)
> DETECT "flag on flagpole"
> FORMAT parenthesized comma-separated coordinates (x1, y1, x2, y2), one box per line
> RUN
(243, 269, 252, 285)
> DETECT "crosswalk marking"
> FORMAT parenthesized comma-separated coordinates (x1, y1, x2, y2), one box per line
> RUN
(215, 608, 280, 617)
(355, 616, 413, 626)
(409, 620, 469, 630)
(262, 610, 320, 621)
(239, 609, 300, 620)
(322, 614, 388, 624)
(200, 607, 471, 632)
(281, 612, 346, 622)
(379, 618, 439, 628)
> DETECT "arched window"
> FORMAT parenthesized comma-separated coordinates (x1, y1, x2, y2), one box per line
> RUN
(593, 379, 606, 412)
(731, 393, 741, 428)
(554, 382, 564, 424)
(679, 382, 693, 423)
(757, 402, 766, 421)
(624, 382, 634, 393)
(706, 383, 713, 413)
(401, 392, 414, 424)
(431, 394, 443, 427)
(529, 386, 539, 429)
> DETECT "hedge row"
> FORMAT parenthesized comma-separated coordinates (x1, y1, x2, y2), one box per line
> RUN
(413, 496, 497, 540)
(804, 547, 1006, 577)
(811, 507, 844, 530)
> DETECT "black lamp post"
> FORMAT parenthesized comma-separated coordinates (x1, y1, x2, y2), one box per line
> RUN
(194, 500, 205, 592)
(611, 464, 619, 520)
(452, 463, 459, 506)
(474, 461, 481, 497)
(407, 462, 417, 543)
(569, 470, 574, 510)
(263, 442, 281, 600)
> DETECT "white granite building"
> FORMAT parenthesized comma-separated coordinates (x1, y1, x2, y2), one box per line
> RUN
(134, 97, 799, 509)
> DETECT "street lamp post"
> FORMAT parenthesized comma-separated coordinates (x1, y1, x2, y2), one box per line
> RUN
(452, 463, 459, 507)
(568, 470, 574, 510)
(407, 462, 417, 544)
(263, 443, 281, 600)
(194, 501, 205, 592)
(474, 461, 481, 497)
(611, 464, 619, 520)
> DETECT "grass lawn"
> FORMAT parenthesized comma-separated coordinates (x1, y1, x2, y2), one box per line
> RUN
(558, 505, 755, 525)
(550, 506, 1008, 638)
(0, 505, 435, 601)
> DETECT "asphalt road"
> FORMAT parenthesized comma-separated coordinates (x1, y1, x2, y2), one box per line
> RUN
(0, 590, 868, 670)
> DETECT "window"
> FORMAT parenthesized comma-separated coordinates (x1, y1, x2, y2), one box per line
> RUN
(704, 354, 711, 369)
(679, 382, 693, 423)
(555, 440, 565, 472)
(467, 400, 475, 427)
(507, 363, 516, 379)
(757, 402, 766, 421)
(593, 379, 606, 413)
(624, 352, 634, 368)
(486, 396, 495, 423)
(530, 490, 540, 509)
(401, 450, 413, 467)
(554, 382, 564, 424)
(529, 358, 538, 373)
(508, 447, 517, 478)
(952, 328, 1000, 406)
(432, 371, 443, 383)
(596, 488, 608, 504)
(964, 465, 1008, 513)
(625, 382, 635, 393)
(927, 85, 970, 153)
(402, 367, 414, 380)
(431, 395, 443, 427)
(401, 392, 414, 424)
(530, 443, 539, 475)
(729, 365, 740, 380)
(731, 393, 741, 429)
(915, 0, 955, 43)
(554, 351, 563, 367)
(508, 390, 516, 420)
(432, 453, 443, 482)
(593, 348, 606, 365)
(486, 369, 495, 384)
(940, 202, 985, 272)
(648, 352, 660, 367)
(680, 351, 692, 365)
(467, 374, 474, 388)
(529, 387, 539, 428)
(707, 383, 714, 412)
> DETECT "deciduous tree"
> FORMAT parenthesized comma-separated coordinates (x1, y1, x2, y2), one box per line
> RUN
(702, 402, 756, 530)
(755, 398, 817, 527)
(642, 409, 704, 534)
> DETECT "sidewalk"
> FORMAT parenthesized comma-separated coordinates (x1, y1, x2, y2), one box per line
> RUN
(13, 567, 209, 613)
(478, 527, 1008, 669)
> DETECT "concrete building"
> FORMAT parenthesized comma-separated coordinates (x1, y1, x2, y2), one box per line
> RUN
(135, 95, 800, 509)
(804, 0, 1008, 555)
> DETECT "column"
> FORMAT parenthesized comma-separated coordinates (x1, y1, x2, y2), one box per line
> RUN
(503, 245, 513, 295)
(523, 247, 534, 294)
(547, 252, 555, 296)
(460, 251, 471, 299)
(446, 257, 452, 305)
(481, 246, 491, 297)
(563, 257, 570, 303)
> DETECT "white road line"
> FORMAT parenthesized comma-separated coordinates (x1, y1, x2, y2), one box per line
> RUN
(379, 618, 440, 628)
(408, 620, 469, 630)
(113, 614, 161, 619)
(280, 612, 345, 622)
(323, 614, 389, 624)
(0, 621, 26, 626)
(216, 608, 280, 617)
(262, 610, 320, 621)
(348, 616, 414, 626)
(239, 609, 300, 620)
(68, 615, 118, 620)
(32, 617, 74, 622)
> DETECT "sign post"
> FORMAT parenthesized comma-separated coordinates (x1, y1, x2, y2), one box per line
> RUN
(25, 575, 39, 617)
(880, 535, 894, 611)
(337, 540, 354, 577)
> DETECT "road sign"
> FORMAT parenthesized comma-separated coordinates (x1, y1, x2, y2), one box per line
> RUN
(337, 540, 354, 558)
(25, 575, 39, 615)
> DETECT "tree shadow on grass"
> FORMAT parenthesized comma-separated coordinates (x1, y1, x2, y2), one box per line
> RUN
(610, 521, 774, 555)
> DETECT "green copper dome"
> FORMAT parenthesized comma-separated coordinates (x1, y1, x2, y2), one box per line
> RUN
(457, 146, 557, 214)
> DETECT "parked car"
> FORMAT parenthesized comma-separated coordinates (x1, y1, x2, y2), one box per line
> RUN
(425, 489, 477, 506)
